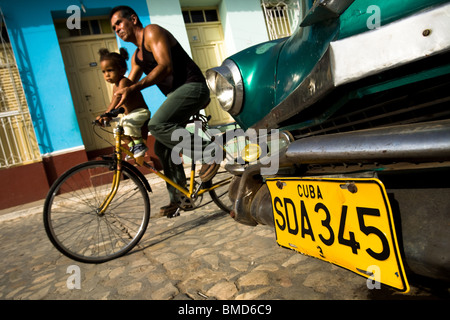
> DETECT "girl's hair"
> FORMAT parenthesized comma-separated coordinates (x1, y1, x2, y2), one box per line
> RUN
(98, 47, 129, 70)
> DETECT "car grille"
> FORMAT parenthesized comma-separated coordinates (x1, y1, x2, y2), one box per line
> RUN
(288, 52, 450, 140)
(293, 75, 450, 139)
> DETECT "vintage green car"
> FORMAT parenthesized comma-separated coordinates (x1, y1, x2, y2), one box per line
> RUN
(206, 0, 450, 292)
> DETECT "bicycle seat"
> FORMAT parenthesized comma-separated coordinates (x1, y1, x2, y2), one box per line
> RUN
(201, 98, 211, 109)
(192, 98, 211, 117)
(182, 98, 212, 126)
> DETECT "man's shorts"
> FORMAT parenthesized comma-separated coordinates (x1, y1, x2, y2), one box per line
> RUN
(120, 108, 151, 138)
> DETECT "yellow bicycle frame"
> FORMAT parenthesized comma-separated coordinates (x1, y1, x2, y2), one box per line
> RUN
(97, 121, 231, 215)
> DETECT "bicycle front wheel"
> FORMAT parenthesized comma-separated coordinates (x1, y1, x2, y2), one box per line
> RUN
(43, 160, 150, 263)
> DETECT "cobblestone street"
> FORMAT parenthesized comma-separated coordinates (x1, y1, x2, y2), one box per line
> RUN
(0, 177, 448, 303)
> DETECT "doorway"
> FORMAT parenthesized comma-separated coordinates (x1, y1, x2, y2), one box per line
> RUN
(58, 36, 118, 152)
(183, 8, 234, 127)
(55, 16, 119, 152)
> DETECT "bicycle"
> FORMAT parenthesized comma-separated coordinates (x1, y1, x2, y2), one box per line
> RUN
(43, 107, 233, 263)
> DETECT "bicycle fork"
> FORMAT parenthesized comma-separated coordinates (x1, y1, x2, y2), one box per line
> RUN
(97, 127, 124, 216)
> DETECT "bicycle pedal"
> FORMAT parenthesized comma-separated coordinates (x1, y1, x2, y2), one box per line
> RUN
(167, 209, 181, 219)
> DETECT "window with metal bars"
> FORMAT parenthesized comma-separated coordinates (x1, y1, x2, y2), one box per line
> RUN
(261, 0, 301, 40)
(0, 11, 41, 168)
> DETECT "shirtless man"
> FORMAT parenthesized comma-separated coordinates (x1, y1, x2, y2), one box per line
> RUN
(110, 6, 220, 216)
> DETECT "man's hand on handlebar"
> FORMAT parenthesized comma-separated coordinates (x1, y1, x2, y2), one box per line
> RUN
(94, 107, 125, 126)
(94, 115, 112, 127)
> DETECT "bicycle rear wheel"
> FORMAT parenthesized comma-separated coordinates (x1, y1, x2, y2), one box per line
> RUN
(208, 169, 233, 213)
(43, 160, 150, 263)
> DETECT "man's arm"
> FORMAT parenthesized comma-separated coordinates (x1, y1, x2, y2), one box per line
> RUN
(134, 24, 174, 89)
(128, 50, 144, 84)
(115, 25, 174, 106)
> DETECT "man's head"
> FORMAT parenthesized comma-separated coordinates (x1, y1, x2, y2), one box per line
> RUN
(110, 6, 143, 42)
(110, 6, 143, 27)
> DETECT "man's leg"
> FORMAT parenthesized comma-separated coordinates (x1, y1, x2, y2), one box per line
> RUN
(153, 139, 186, 204)
(149, 82, 210, 149)
(148, 82, 210, 208)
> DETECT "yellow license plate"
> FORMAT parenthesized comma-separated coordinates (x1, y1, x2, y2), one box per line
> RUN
(266, 177, 410, 292)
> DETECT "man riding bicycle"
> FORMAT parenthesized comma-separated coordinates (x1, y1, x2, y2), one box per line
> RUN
(109, 6, 222, 216)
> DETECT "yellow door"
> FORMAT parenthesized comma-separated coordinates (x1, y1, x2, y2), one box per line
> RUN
(59, 36, 118, 151)
(186, 22, 234, 127)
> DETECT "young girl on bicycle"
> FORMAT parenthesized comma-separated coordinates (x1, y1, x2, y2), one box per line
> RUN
(97, 48, 151, 158)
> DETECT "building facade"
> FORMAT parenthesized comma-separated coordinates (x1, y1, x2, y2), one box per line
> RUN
(0, 0, 297, 209)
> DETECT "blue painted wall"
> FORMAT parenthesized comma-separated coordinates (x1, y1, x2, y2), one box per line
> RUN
(0, 0, 165, 155)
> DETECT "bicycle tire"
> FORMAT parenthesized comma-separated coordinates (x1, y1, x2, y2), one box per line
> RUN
(208, 170, 233, 213)
(43, 160, 150, 263)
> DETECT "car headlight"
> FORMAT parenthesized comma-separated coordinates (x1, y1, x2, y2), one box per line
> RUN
(206, 59, 244, 116)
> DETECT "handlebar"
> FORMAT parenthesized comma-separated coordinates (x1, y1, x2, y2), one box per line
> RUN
(101, 107, 125, 118)
(93, 107, 125, 126)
